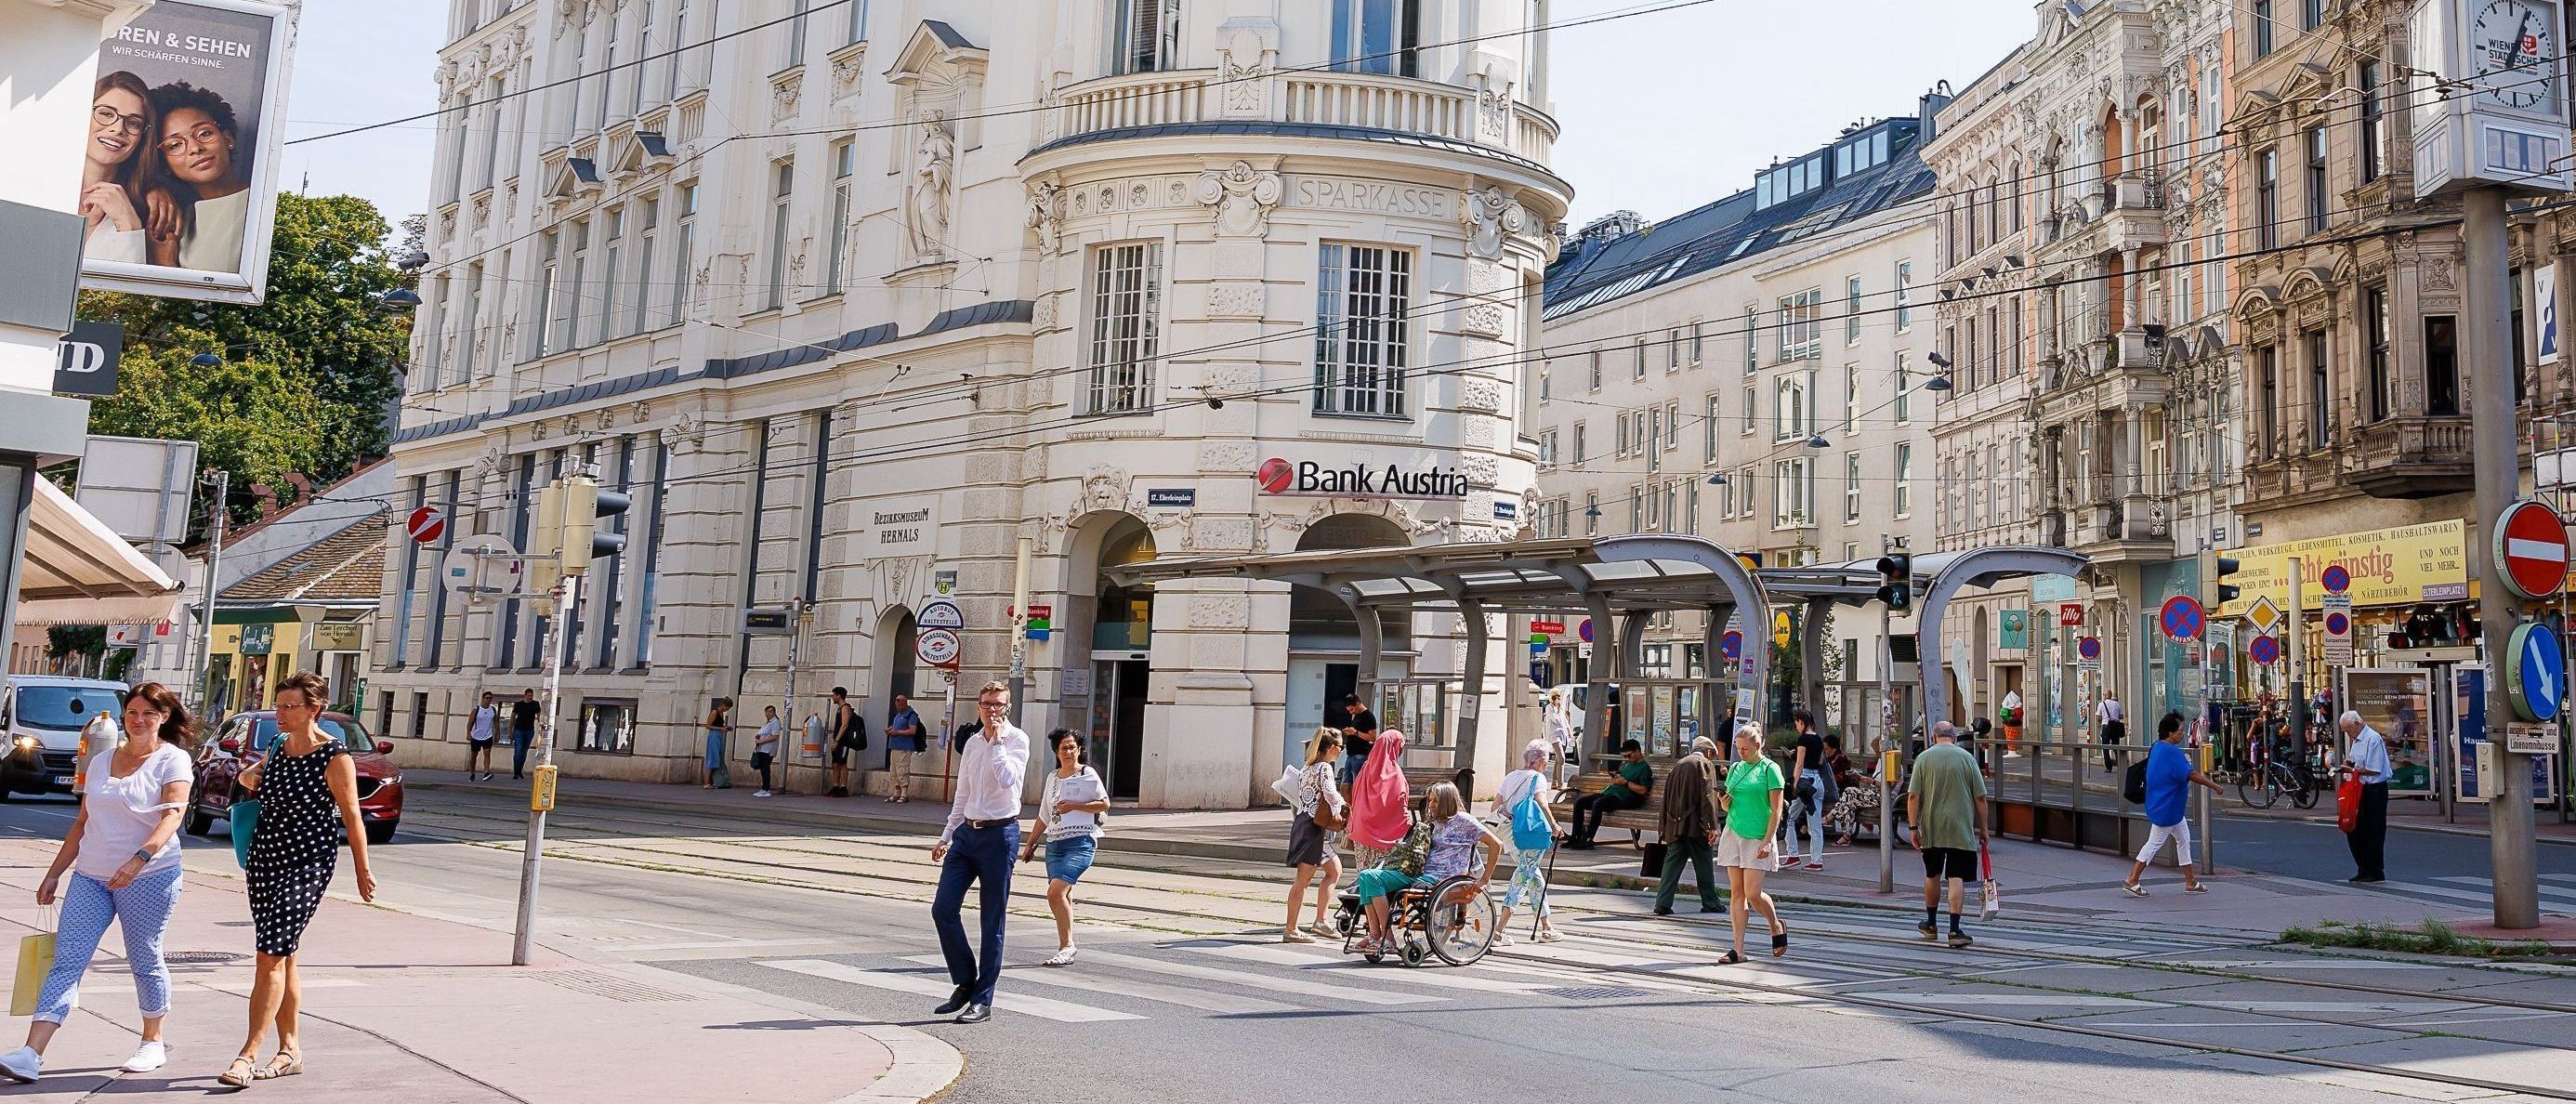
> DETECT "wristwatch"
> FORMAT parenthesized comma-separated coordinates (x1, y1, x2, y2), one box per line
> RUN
(131, 848, 156, 864)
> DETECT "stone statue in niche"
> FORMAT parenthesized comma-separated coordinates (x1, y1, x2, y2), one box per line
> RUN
(1192, 161, 1282, 238)
(909, 111, 956, 259)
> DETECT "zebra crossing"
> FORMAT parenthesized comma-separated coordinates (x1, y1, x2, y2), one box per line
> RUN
(2350, 874, 2576, 915)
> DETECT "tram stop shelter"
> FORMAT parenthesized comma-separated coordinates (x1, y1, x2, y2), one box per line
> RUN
(1112, 534, 2084, 786)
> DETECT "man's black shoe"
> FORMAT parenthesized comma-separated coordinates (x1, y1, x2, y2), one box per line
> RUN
(1651, 906, 1674, 916)
(934, 985, 973, 1016)
(953, 1003, 992, 1024)
(1700, 905, 1724, 913)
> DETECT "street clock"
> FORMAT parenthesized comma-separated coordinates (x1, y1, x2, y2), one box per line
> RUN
(2412, 0, 2576, 195)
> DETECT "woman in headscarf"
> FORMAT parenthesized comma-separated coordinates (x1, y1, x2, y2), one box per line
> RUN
(1343, 728, 1410, 871)
(79, 72, 156, 264)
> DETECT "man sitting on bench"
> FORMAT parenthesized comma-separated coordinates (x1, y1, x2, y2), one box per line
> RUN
(1566, 740, 1652, 849)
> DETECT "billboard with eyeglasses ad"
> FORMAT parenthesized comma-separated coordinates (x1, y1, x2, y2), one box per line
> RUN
(78, 0, 299, 305)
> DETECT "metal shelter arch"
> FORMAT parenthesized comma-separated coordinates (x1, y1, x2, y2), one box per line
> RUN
(1104, 535, 1774, 772)
(1906, 546, 2090, 731)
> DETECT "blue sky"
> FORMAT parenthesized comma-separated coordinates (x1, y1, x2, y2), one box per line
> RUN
(280, 0, 2035, 233)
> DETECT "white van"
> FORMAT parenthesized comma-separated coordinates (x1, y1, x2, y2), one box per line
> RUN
(0, 676, 126, 797)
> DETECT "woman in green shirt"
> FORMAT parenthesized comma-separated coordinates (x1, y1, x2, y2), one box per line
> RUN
(1715, 722, 1790, 963)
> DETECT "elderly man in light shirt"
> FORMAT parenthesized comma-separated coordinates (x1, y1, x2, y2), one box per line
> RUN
(928, 681, 1030, 1024)
(2337, 710, 2392, 883)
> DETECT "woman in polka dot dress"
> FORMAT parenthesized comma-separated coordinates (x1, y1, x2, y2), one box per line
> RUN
(218, 672, 376, 1089)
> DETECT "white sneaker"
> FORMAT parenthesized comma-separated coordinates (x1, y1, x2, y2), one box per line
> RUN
(1043, 946, 1078, 966)
(0, 1045, 39, 1084)
(121, 1042, 166, 1073)
(754, 790, 772, 797)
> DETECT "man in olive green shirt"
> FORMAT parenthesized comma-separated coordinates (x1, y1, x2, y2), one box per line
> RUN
(1567, 740, 1652, 848)
(1906, 722, 1988, 948)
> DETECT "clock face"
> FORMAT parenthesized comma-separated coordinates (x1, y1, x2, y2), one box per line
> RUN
(2473, 0, 2558, 111)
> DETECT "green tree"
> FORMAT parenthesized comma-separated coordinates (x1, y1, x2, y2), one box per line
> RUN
(79, 192, 414, 486)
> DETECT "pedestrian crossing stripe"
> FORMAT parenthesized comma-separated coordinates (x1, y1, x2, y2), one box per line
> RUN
(1187, 942, 1554, 995)
(2435, 875, 2576, 901)
(1074, 950, 1439, 1005)
(756, 959, 1142, 1022)
(893, 955, 1295, 1015)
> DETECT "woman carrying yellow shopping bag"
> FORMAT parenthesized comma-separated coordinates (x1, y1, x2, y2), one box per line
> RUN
(0, 682, 195, 1084)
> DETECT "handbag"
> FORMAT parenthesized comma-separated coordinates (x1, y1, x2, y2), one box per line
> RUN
(2122, 760, 2149, 805)
(1312, 795, 1347, 833)
(2336, 772, 2363, 834)
(230, 798, 261, 870)
(1508, 778, 1556, 852)
(9, 905, 55, 1018)
(1978, 840, 2003, 919)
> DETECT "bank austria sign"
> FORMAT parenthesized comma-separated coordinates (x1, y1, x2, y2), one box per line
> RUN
(1256, 452, 1471, 500)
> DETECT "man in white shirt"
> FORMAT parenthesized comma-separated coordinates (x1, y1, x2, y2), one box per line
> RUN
(928, 681, 1029, 1024)
(2337, 710, 2392, 883)
(466, 693, 501, 782)
(2096, 691, 2126, 771)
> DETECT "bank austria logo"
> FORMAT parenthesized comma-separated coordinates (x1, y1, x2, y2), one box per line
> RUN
(1255, 456, 1470, 500)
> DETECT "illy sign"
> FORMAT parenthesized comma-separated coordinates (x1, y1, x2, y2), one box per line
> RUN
(1256, 454, 1470, 500)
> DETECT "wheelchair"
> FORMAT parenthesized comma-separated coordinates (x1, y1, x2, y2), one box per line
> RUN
(1332, 870, 1500, 967)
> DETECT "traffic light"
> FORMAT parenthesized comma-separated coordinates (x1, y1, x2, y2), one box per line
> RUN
(527, 480, 565, 603)
(556, 475, 630, 576)
(2200, 549, 2241, 609)
(1875, 552, 1913, 612)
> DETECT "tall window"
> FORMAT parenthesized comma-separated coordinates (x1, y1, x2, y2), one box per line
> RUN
(846, 0, 870, 44)
(766, 160, 793, 311)
(1843, 362, 1859, 431)
(598, 8, 621, 129)
(447, 93, 471, 201)
(2306, 328, 2331, 446)
(1587, 349, 1601, 390)
(1633, 337, 1648, 379)
(534, 230, 560, 357)
(1844, 453, 1861, 521)
(1584, 493, 1598, 536)
(2256, 149, 2280, 250)
(1845, 276, 1863, 344)
(593, 436, 634, 668)
(455, 266, 481, 385)
(1087, 242, 1163, 414)
(1331, 0, 1420, 77)
(1894, 352, 1912, 423)
(496, 454, 533, 668)
(2254, 0, 2275, 56)
(1703, 395, 1720, 461)
(669, 183, 696, 327)
(1572, 423, 1586, 464)
(783, 0, 809, 70)
(1690, 321, 1705, 362)
(1111, 0, 1180, 75)
(1314, 243, 1412, 416)
(2365, 286, 2391, 421)
(2259, 345, 2281, 453)
(632, 198, 657, 335)
(1895, 443, 1913, 517)
(2305, 126, 2328, 234)
(1741, 385, 1756, 435)
(1667, 328, 1682, 370)
(597, 206, 623, 345)
(418, 275, 446, 389)
(424, 470, 459, 665)
(391, 476, 424, 664)
(631, 0, 653, 115)
(1779, 289, 1821, 361)
(1664, 401, 1679, 450)
(1894, 260, 1912, 330)
(665, 0, 691, 97)
(1774, 374, 1809, 440)
(480, 76, 506, 191)
(565, 218, 589, 348)
(2425, 316, 2460, 415)
(1772, 458, 1812, 527)
(2359, 61, 2385, 183)
(825, 139, 854, 296)
(2300, 0, 2322, 29)
(1743, 307, 1759, 373)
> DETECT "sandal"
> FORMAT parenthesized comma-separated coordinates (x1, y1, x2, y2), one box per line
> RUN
(1716, 950, 1747, 965)
(218, 1056, 256, 1088)
(1771, 923, 1791, 957)
(254, 1051, 302, 1080)
(1281, 930, 1316, 944)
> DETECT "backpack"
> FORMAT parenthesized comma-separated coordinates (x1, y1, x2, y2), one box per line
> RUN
(1381, 819, 1432, 877)
(2122, 759, 2149, 805)
(1506, 774, 1556, 851)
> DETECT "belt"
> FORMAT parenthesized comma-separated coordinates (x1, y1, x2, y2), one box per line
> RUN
(966, 818, 1014, 830)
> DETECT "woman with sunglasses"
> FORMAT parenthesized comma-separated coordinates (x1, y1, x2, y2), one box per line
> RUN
(0, 683, 194, 1083)
(79, 71, 157, 263)
(1019, 729, 1107, 966)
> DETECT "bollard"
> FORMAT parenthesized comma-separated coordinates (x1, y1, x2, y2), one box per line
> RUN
(1878, 748, 1899, 893)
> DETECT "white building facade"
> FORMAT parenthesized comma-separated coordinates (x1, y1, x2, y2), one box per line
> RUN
(381, 0, 1569, 806)
(1536, 108, 1941, 740)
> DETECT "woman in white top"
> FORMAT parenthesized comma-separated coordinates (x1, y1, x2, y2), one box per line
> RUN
(79, 72, 155, 265)
(1491, 740, 1563, 944)
(0, 682, 195, 1084)
(141, 83, 251, 272)
(1019, 729, 1108, 966)
(1281, 728, 1347, 943)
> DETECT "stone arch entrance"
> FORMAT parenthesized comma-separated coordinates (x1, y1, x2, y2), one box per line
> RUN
(1064, 511, 1155, 799)
(873, 604, 920, 775)
(1282, 513, 1413, 771)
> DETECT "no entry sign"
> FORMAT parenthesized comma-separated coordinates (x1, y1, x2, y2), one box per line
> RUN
(406, 506, 446, 545)
(2494, 500, 2571, 600)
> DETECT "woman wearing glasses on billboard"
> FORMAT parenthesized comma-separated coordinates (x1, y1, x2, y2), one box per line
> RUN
(78, 72, 158, 264)
(141, 81, 251, 272)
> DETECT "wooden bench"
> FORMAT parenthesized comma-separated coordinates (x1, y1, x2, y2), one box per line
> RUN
(1552, 762, 1670, 848)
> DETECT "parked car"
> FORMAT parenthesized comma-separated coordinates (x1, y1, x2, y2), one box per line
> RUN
(0, 676, 126, 798)
(184, 709, 402, 845)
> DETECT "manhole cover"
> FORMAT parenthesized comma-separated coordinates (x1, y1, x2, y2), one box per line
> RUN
(165, 951, 249, 965)
(1536, 985, 1653, 1001)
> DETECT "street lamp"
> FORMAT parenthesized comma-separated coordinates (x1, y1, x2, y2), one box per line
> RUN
(1704, 472, 1728, 486)
(377, 288, 421, 309)
(189, 352, 221, 367)
(1805, 434, 1830, 449)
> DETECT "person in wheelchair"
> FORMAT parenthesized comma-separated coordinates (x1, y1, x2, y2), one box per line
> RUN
(1351, 782, 1504, 956)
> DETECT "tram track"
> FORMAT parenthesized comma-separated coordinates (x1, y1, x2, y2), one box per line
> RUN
(396, 801, 2576, 1019)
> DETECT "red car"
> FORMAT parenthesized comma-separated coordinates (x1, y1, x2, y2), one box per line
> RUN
(183, 710, 403, 845)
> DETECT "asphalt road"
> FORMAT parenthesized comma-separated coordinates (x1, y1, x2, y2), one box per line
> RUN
(2210, 810, 2576, 915)
(4, 789, 2569, 1104)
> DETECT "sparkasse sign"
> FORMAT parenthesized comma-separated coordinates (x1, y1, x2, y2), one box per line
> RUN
(1255, 454, 1470, 500)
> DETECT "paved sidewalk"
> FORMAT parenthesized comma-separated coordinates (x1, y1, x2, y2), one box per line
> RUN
(0, 844, 959, 1103)
(414, 769, 2545, 942)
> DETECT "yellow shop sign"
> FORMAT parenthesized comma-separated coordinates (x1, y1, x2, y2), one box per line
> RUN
(2218, 519, 2468, 615)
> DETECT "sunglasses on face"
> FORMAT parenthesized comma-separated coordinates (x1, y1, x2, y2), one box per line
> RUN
(92, 105, 145, 137)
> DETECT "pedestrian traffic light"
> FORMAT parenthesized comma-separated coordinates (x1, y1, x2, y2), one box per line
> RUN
(556, 475, 630, 576)
(1875, 552, 1913, 612)
(2199, 549, 2241, 609)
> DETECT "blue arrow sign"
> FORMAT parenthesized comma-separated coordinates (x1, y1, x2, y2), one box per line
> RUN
(2511, 622, 2565, 723)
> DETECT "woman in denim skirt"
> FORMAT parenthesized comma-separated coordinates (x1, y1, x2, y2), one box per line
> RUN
(1021, 729, 1109, 966)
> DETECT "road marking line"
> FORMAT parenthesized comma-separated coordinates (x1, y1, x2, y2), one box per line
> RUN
(1073, 951, 1439, 1005)
(2432, 876, 2576, 903)
(1186, 943, 1555, 994)
(1865, 992, 2154, 1006)
(756, 959, 1141, 1022)
(2372, 878, 2576, 912)
(2177, 959, 2435, 971)
(893, 954, 1294, 1015)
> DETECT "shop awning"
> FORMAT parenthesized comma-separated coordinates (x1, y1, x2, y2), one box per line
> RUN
(13, 476, 182, 626)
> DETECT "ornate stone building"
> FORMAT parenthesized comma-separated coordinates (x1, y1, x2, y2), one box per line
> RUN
(380, 0, 1569, 806)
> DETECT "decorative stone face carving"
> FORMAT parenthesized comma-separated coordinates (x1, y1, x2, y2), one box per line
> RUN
(1464, 186, 1529, 260)
(1078, 467, 1129, 516)
(1193, 161, 1282, 238)
(1026, 180, 1064, 254)
(909, 111, 956, 259)
(832, 52, 864, 99)
(772, 71, 802, 123)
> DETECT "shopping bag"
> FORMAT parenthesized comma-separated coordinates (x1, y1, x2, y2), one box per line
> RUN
(230, 798, 261, 869)
(10, 905, 57, 1018)
(2335, 773, 2362, 834)
(1978, 840, 2003, 920)
(1269, 764, 1305, 804)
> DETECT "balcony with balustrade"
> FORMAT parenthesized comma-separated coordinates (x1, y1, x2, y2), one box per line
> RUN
(1035, 66, 1560, 173)
(2341, 415, 2475, 499)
